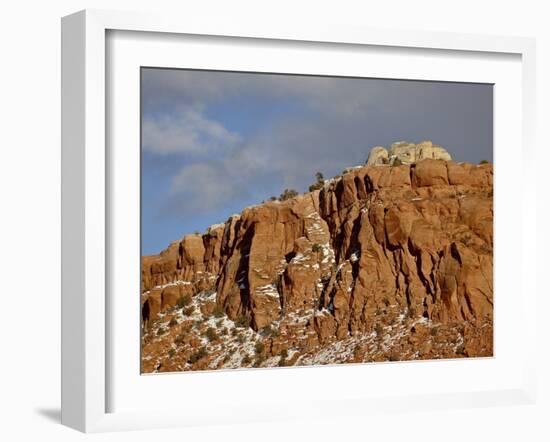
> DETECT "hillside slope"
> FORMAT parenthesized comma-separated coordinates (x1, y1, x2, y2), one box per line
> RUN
(141, 158, 493, 373)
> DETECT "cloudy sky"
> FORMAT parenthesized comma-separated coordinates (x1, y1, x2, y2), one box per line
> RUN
(141, 68, 493, 255)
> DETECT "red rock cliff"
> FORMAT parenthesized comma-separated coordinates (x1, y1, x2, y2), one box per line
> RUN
(142, 159, 493, 347)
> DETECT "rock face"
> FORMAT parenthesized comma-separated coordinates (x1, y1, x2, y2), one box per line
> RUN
(366, 140, 452, 166)
(141, 157, 493, 373)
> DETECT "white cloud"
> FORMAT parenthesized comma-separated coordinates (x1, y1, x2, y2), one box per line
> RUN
(142, 107, 241, 156)
(169, 162, 249, 214)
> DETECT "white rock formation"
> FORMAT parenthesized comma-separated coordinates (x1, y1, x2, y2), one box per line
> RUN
(366, 140, 452, 166)
(365, 146, 389, 166)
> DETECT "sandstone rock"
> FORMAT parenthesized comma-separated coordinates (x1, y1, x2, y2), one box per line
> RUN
(161, 285, 180, 311)
(366, 140, 453, 167)
(141, 157, 493, 367)
(412, 159, 449, 187)
(389, 141, 418, 163)
(366, 146, 389, 166)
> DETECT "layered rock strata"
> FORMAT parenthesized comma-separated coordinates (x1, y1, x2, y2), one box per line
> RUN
(141, 157, 493, 372)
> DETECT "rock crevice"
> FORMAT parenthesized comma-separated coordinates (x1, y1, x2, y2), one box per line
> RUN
(142, 157, 493, 346)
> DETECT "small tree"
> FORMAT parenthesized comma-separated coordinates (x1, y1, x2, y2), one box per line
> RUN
(279, 188, 299, 201)
(479, 159, 489, 164)
(205, 327, 218, 342)
(235, 314, 250, 328)
(309, 172, 325, 192)
(278, 348, 289, 367)
(188, 346, 207, 364)
(183, 306, 195, 316)
(176, 294, 192, 309)
(213, 304, 225, 318)
(254, 340, 265, 354)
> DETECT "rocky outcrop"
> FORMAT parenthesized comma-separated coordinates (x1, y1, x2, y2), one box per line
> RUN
(141, 157, 493, 372)
(366, 140, 452, 166)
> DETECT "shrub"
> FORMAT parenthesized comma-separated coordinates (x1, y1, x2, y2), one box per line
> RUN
(174, 334, 185, 345)
(236, 334, 245, 344)
(188, 346, 207, 364)
(392, 157, 403, 166)
(375, 323, 384, 337)
(479, 159, 489, 165)
(213, 304, 225, 318)
(280, 349, 288, 359)
(309, 184, 321, 192)
(242, 354, 252, 365)
(312, 243, 322, 253)
(408, 306, 416, 318)
(308, 172, 325, 192)
(262, 325, 279, 338)
(183, 306, 195, 316)
(430, 327, 438, 337)
(279, 188, 299, 201)
(221, 327, 228, 336)
(254, 354, 266, 367)
(176, 294, 192, 309)
(205, 327, 218, 342)
(157, 327, 167, 336)
(168, 317, 178, 327)
(235, 315, 250, 328)
(254, 340, 265, 354)
(269, 196, 277, 201)
(388, 354, 399, 362)
(168, 349, 176, 358)
(216, 319, 224, 328)
(308, 184, 318, 192)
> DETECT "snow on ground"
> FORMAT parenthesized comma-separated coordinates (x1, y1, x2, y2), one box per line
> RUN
(143, 272, 469, 374)
(142, 279, 194, 295)
(256, 284, 280, 298)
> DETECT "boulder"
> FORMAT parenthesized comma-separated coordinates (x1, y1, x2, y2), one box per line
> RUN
(366, 146, 389, 166)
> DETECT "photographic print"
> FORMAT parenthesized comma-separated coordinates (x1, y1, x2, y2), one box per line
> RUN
(140, 69, 493, 373)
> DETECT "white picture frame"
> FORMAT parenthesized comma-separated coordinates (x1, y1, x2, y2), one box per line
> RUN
(61, 9, 537, 433)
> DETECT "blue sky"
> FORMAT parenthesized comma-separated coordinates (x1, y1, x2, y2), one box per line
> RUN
(141, 69, 493, 255)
